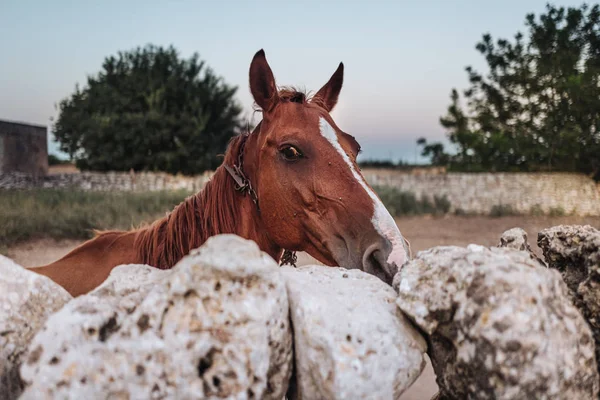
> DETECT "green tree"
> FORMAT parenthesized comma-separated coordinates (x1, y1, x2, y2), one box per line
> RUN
(53, 44, 244, 175)
(426, 3, 600, 179)
(416, 137, 450, 166)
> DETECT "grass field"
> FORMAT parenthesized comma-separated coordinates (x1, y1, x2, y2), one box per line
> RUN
(0, 187, 454, 249)
(0, 189, 192, 248)
(2, 186, 597, 252)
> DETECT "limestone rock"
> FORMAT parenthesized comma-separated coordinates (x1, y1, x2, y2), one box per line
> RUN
(498, 227, 530, 251)
(0, 255, 72, 400)
(21, 264, 172, 380)
(394, 245, 599, 400)
(281, 265, 426, 400)
(20, 234, 293, 399)
(498, 227, 546, 267)
(538, 224, 600, 374)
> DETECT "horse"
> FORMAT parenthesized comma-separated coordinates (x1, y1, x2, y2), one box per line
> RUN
(30, 49, 410, 297)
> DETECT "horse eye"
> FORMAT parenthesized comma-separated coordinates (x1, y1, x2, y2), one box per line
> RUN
(280, 145, 303, 161)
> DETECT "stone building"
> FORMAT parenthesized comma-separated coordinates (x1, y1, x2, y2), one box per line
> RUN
(0, 119, 48, 176)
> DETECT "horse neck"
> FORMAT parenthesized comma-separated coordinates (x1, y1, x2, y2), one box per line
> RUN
(134, 135, 282, 269)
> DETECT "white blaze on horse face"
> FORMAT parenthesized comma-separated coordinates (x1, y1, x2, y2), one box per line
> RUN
(319, 117, 408, 270)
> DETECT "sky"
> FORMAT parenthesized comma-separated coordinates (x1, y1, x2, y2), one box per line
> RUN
(0, 0, 586, 163)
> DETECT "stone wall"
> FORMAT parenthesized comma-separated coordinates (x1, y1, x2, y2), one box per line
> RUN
(361, 169, 600, 216)
(0, 171, 212, 192)
(0, 120, 48, 176)
(2, 168, 599, 216)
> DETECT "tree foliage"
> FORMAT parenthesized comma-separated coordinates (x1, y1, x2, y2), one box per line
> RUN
(416, 137, 450, 166)
(53, 44, 244, 174)
(421, 3, 600, 179)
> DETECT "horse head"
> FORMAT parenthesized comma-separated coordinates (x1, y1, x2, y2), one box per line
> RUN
(236, 49, 409, 284)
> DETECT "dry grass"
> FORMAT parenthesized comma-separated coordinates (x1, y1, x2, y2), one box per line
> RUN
(0, 189, 192, 248)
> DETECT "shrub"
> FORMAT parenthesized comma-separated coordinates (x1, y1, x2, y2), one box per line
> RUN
(372, 186, 452, 217)
(454, 207, 467, 216)
(434, 195, 452, 214)
(420, 195, 435, 214)
(48, 154, 71, 166)
(529, 204, 544, 216)
(548, 206, 566, 217)
(489, 204, 519, 217)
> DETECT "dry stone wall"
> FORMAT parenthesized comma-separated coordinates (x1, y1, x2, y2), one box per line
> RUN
(0, 171, 212, 192)
(2, 169, 600, 216)
(362, 169, 600, 216)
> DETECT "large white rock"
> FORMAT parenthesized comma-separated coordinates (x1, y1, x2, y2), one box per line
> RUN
(20, 234, 293, 399)
(497, 227, 546, 267)
(281, 265, 427, 400)
(394, 245, 599, 399)
(0, 255, 72, 400)
(538, 224, 600, 375)
(20, 263, 173, 386)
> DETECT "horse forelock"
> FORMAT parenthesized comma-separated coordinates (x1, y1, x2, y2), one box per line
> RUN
(251, 87, 330, 112)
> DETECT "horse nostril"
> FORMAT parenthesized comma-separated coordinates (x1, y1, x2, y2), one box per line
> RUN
(362, 244, 395, 285)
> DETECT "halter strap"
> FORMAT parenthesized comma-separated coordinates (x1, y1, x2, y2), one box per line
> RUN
(224, 133, 297, 267)
(223, 134, 259, 211)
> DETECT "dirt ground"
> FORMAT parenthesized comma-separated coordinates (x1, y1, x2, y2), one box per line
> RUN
(5, 215, 600, 399)
(9, 215, 600, 267)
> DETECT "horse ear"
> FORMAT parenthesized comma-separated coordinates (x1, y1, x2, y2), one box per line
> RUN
(249, 49, 279, 113)
(312, 62, 344, 112)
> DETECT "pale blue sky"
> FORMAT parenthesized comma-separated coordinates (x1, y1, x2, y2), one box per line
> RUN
(0, 0, 584, 162)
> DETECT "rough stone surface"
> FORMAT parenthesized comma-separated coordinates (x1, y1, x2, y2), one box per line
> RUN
(498, 227, 546, 266)
(0, 255, 72, 400)
(0, 120, 48, 176)
(20, 234, 293, 400)
(394, 245, 599, 400)
(498, 227, 531, 252)
(538, 224, 600, 375)
(281, 265, 426, 400)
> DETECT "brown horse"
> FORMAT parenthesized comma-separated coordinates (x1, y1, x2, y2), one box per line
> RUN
(30, 49, 410, 297)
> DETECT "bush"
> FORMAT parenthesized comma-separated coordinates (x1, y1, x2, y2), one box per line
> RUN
(548, 206, 566, 217)
(420, 195, 435, 214)
(529, 204, 544, 216)
(434, 195, 452, 214)
(0, 189, 192, 248)
(372, 186, 452, 217)
(454, 207, 467, 216)
(489, 204, 519, 218)
(48, 154, 71, 166)
(528, 204, 567, 217)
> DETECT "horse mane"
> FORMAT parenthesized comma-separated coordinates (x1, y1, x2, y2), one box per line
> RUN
(131, 133, 246, 269)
